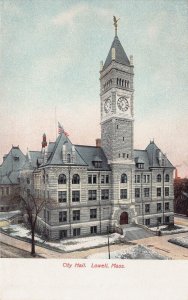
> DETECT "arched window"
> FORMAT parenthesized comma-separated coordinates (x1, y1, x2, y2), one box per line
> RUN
(117, 78, 119, 85)
(121, 174, 127, 183)
(157, 174, 161, 182)
(122, 79, 124, 86)
(58, 174, 66, 184)
(119, 78, 122, 86)
(72, 174, 80, 184)
(165, 174, 170, 182)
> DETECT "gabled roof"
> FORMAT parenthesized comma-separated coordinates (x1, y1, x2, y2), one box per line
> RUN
(103, 35, 130, 70)
(0, 146, 26, 176)
(44, 133, 87, 166)
(134, 150, 150, 170)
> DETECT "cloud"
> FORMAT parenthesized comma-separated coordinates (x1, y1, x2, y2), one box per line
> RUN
(52, 3, 89, 27)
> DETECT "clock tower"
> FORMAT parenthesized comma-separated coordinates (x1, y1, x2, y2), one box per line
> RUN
(100, 28, 134, 164)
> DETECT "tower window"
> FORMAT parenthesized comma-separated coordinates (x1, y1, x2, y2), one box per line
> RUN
(123, 137, 124, 141)
(127, 154, 129, 158)
(121, 174, 127, 183)
(118, 153, 121, 158)
(117, 125, 118, 129)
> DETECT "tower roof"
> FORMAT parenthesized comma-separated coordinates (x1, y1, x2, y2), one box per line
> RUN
(103, 35, 130, 70)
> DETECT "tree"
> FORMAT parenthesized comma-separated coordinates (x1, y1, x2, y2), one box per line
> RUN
(19, 191, 45, 257)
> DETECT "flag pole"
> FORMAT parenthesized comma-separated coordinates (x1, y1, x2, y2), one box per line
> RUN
(55, 106, 57, 139)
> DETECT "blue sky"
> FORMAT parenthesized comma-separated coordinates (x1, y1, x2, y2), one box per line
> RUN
(1, 0, 188, 177)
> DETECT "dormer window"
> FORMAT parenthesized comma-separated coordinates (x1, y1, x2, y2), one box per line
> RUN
(14, 156, 19, 161)
(137, 163, 144, 169)
(67, 153, 71, 163)
(93, 161, 102, 168)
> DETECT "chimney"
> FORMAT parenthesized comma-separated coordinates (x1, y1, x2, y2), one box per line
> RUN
(96, 139, 101, 148)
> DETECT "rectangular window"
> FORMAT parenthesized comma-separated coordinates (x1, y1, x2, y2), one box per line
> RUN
(120, 189, 127, 199)
(157, 203, 162, 212)
(144, 188, 149, 197)
(145, 204, 150, 213)
(47, 211, 50, 222)
(59, 211, 67, 222)
(59, 230, 67, 239)
(101, 175, 109, 184)
(58, 191, 67, 203)
(73, 210, 80, 221)
(165, 187, 169, 196)
(135, 188, 140, 198)
(165, 202, 170, 211)
(72, 191, 80, 202)
(135, 175, 140, 183)
(101, 175, 105, 184)
(88, 190, 97, 201)
(90, 209, 97, 219)
(88, 175, 97, 184)
(6, 187, 9, 195)
(101, 189, 109, 200)
(103, 207, 110, 219)
(44, 209, 46, 220)
(123, 153, 126, 158)
(143, 175, 150, 183)
(1, 188, 4, 196)
(165, 216, 170, 224)
(106, 175, 109, 184)
(157, 217, 162, 225)
(73, 228, 80, 236)
(157, 188, 161, 197)
(90, 226, 97, 234)
(93, 175, 97, 184)
(145, 219, 150, 226)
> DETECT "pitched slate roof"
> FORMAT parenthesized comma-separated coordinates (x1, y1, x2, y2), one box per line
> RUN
(134, 142, 174, 170)
(75, 145, 110, 171)
(103, 35, 130, 70)
(145, 141, 174, 168)
(0, 146, 26, 185)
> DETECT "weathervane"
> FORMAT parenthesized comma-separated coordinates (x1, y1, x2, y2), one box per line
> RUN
(113, 16, 120, 36)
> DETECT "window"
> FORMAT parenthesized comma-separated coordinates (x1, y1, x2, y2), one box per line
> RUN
(137, 163, 144, 169)
(143, 175, 150, 183)
(14, 156, 19, 161)
(165, 187, 169, 196)
(44, 209, 46, 219)
(165, 202, 169, 211)
(59, 230, 67, 239)
(165, 216, 170, 224)
(26, 178, 30, 184)
(157, 188, 161, 197)
(59, 211, 67, 222)
(157, 217, 162, 225)
(90, 226, 97, 234)
(73, 210, 80, 221)
(121, 174, 127, 183)
(101, 175, 109, 184)
(90, 209, 97, 219)
(72, 191, 80, 202)
(6, 187, 9, 195)
(46, 174, 49, 183)
(120, 189, 127, 199)
(123, 153, 126, 158)
(157, 203, 162, 212)
(144, 188, 150, 197)
(145, 204, 150, 213)
(88, 175, 97, 184)
(58, 191, 67, 203)
(93, 161, 102, 168)
(47, 211, 50, 222)
(88, 190, 97, 201)
(165, 174, 170, 182)
(101, 189, 109, 200)
(135, 175, 140, 183)
(72, 174, 80, 184)
(145, 219, 150, 226)
(67, 153, 71, 163)
(73, 228, 80, 236)
(157, 174, 161, 182)
(58, 174, 66, 184)
(135, 188, 140, 198)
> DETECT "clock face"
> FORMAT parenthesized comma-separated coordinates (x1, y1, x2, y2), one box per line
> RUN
(104, 98, 112, 113)
(117, 97, 129, 111)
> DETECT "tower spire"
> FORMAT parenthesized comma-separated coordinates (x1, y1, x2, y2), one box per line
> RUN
(113, 16, 120, 36)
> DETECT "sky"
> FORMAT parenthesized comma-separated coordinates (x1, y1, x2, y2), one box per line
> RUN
(0, 0, 188, 177)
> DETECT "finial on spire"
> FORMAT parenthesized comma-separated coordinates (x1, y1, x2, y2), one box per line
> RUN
(113, 16, 120, 36)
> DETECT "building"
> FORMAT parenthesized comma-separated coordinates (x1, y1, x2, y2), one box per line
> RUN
(0, 146, 26, 211)
(1, 21, 175, 239)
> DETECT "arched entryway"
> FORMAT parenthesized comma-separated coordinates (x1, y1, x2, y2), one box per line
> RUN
(120, 212, 128, 225)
